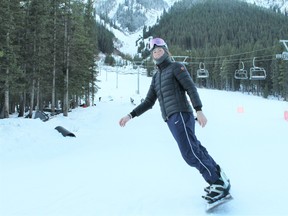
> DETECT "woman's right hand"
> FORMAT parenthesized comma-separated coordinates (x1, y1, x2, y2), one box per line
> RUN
(119, 115, 131, 127)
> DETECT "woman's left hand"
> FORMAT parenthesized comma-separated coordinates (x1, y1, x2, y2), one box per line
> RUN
(196, 111, 207, 128)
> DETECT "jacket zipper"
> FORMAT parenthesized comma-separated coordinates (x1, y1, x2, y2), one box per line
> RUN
(159, 69, 168, 120)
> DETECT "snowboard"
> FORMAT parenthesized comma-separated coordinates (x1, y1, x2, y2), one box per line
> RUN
(205, 194, 233, 212)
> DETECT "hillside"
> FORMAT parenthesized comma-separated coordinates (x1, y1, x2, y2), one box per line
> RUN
(1, 67, 288, 215)
(95, 0, 172, 33)
(144, 0, 288, 101)
(96, 0, 288, 36)
(95, 0, 288, 56)
(147, 0, 288, 51)
(244, 0, 288, 13)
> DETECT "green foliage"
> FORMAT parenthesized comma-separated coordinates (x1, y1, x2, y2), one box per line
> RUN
(0, 0, 110, 116)
(145, 0, 288, 99)
(0, 0, 24, 91)
(104, 55, 116, 66)
(97, 23, 115, 54)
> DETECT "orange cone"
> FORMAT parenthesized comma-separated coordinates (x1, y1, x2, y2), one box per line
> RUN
(284, 111, 288, 121)
(237, 106, 244, 113)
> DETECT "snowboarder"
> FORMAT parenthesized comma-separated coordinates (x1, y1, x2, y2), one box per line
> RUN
(119, 37, 231, 208)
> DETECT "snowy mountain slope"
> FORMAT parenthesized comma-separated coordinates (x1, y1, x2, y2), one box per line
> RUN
(95, 0, 174, 32)
(243, 0, 288, 13)
(1, 66, 288, 215)
(96, 0, 180, 55)
(96, 0, 288, 55)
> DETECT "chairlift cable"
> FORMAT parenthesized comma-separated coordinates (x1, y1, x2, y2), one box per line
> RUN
(184, 55, 277, 65)
(190, 45, 278, 60)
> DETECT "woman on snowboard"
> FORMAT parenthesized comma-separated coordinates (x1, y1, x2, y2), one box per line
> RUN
(119, 37, 231, 204)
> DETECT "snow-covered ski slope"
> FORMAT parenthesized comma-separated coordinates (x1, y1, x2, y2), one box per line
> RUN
(1, 65, 288, 216)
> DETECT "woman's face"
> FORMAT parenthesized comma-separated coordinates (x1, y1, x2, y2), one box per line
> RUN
(152, 47, 165, 60)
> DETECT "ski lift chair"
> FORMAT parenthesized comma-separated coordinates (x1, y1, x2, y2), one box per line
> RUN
(249, 57, 266, 80)
(197, 62, 209, 78)
(234, 61, 248, 80)
(249, 67, 267, 80)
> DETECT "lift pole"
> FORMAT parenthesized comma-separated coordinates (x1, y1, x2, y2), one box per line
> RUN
(276, 40, 288, 60)
(280, 40, 288, 51)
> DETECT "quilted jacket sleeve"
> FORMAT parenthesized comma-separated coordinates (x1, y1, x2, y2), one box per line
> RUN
(132, 75, 157, 117)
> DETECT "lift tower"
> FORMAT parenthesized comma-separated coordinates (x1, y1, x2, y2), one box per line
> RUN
(276, 40, 288, 60)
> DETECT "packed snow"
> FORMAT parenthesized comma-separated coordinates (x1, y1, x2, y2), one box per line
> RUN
(1, 64, 288, 216)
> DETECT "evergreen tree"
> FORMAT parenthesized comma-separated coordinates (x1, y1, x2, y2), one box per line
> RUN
(0, 0, 114, 118)
(0, 0, 23, 118)
(146, 0, 288, 99)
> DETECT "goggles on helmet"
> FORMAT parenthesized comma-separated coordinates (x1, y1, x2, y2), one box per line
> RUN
(149, 38, 167, 51)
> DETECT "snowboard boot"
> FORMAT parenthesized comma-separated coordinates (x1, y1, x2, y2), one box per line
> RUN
(202, 166, 231, 203)
(203, 165, 227, 193)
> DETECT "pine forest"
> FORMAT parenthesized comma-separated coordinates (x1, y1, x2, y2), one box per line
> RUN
(0, 0, 114, 118)
(1, 0, 288, 119)
(143, 0, 288, 100)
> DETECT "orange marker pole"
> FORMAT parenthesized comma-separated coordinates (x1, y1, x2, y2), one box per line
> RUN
(284, 111, 288, 121)
(237, 106, 244, 113)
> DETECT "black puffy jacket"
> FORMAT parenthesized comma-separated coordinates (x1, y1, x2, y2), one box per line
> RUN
(132, 57, 202, 121)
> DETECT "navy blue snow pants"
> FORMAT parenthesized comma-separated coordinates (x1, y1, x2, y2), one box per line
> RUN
(167, 112, 219, 184)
